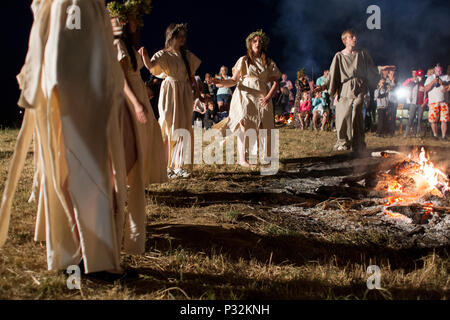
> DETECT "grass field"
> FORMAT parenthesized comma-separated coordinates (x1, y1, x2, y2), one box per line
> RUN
(0, 126, 448, 300)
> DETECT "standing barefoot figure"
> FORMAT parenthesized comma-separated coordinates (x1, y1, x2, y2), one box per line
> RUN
(315, 29, 394, 154)
(139, 24, 202, 178)
(0, 0, 132, 277)
(209, 30, 281, 166)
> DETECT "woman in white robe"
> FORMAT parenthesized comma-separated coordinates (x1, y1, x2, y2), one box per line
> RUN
(209, 30, 281, 167)
(0, 0, 135, 276)
(138, 24, 202, 178)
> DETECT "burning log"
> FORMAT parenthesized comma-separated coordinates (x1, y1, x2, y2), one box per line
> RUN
(371, 150, 405, 159)
(384, 203, 434, 224)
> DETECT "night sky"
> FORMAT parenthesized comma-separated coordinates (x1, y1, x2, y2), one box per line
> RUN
(1, 0, 449, 126)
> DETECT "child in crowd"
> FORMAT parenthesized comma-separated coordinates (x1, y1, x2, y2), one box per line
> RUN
(298, 91, 312, 130)
(203, 100, 219, 130)
(311, 91, 329, 131)
(192, 93, 207, 126)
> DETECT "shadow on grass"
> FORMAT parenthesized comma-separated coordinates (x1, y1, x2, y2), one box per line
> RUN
(145, 223, 448, 272)
(0, 150, 13, 160)
(145, 189, 325, 207)
(118, 267, 445, 299)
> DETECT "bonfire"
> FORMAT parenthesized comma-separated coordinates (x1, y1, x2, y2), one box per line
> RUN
(378, 147, 450, 223)
(275, 113, 294, 126)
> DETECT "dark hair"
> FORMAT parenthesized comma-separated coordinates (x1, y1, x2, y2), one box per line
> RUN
(121, 21, 140, 71)
(165, 24, 193, 84)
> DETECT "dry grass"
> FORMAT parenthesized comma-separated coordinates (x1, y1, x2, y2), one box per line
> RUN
(0, 126, 449, 300)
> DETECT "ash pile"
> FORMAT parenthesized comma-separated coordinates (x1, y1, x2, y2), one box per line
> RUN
(264, 147, 450, 249)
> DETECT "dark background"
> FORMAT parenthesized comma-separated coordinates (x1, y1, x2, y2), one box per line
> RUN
(1, 0, 449, 127)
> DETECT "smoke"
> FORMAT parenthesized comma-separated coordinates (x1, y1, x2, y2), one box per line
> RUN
(271, 0, 450, 82)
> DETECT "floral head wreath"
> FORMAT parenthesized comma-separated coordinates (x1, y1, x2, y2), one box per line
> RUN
(165, 23, 188, 47)
(107, 0, 152, 26)
(245, 29, 270, 51)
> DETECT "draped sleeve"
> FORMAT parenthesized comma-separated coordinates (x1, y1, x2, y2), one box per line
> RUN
(326, 53, 341, 98)
(232, 56, 246, 77)
(114, 39, 128, 63)
(361, 49, 382, 89)
(268, 59, 282, 82)
(150, 49, 170, 78)
(187, 50, 201, 75)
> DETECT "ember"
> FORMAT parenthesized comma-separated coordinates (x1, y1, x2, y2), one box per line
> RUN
(275, 113, 294, 126)
(381, 147, 450, 222)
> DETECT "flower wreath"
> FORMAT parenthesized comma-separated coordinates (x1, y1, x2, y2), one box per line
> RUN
(107, 0, 152, 26)
(245, 29, 270, 51)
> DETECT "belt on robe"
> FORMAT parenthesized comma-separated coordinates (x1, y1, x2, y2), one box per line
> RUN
(164, 76, 189, 82)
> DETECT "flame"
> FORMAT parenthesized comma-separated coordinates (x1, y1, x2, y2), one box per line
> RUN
(387, 147, 448, 198)
(382, 147, 448, 221)
(275, 113, 294, 125)
(415, 147, 448, 196)
(387, 179, 404, 193)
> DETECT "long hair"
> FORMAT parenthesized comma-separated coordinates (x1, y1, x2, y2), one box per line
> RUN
(245, 35, 270, 68)
(121, 20, 140, 71)
(164, 23, 193, 83)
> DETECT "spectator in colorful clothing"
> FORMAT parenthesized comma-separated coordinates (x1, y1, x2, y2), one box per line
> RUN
(298, 91, 312, 130)
(312, 91, 329, 131)
(316, 69, 329, 87)
(216, 66, 234, 113)
(424, 64, 450, 140)
(294, 69, 311, 111)
(403, 69, 427, 137)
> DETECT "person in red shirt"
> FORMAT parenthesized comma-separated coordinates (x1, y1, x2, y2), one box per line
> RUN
(403, 69, 427, 137)
(298, 91, 312, 130)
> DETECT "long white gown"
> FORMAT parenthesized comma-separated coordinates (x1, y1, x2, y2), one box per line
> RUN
(150, 49, 201, 169)
(0, 0, 136, 273)
(228, 56, 282, 132)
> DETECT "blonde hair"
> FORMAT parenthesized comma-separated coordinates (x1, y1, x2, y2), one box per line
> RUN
(341, 29, 356, 44)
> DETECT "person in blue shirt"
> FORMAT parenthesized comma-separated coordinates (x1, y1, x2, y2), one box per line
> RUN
(311, 91, 329, 130)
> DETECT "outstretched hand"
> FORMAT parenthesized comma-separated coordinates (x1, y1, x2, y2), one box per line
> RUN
(138, 47, 148, 58)
(207, 77, 219, 85)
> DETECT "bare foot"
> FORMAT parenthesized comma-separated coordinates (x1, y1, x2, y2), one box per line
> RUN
(239, 161, 251, 167)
